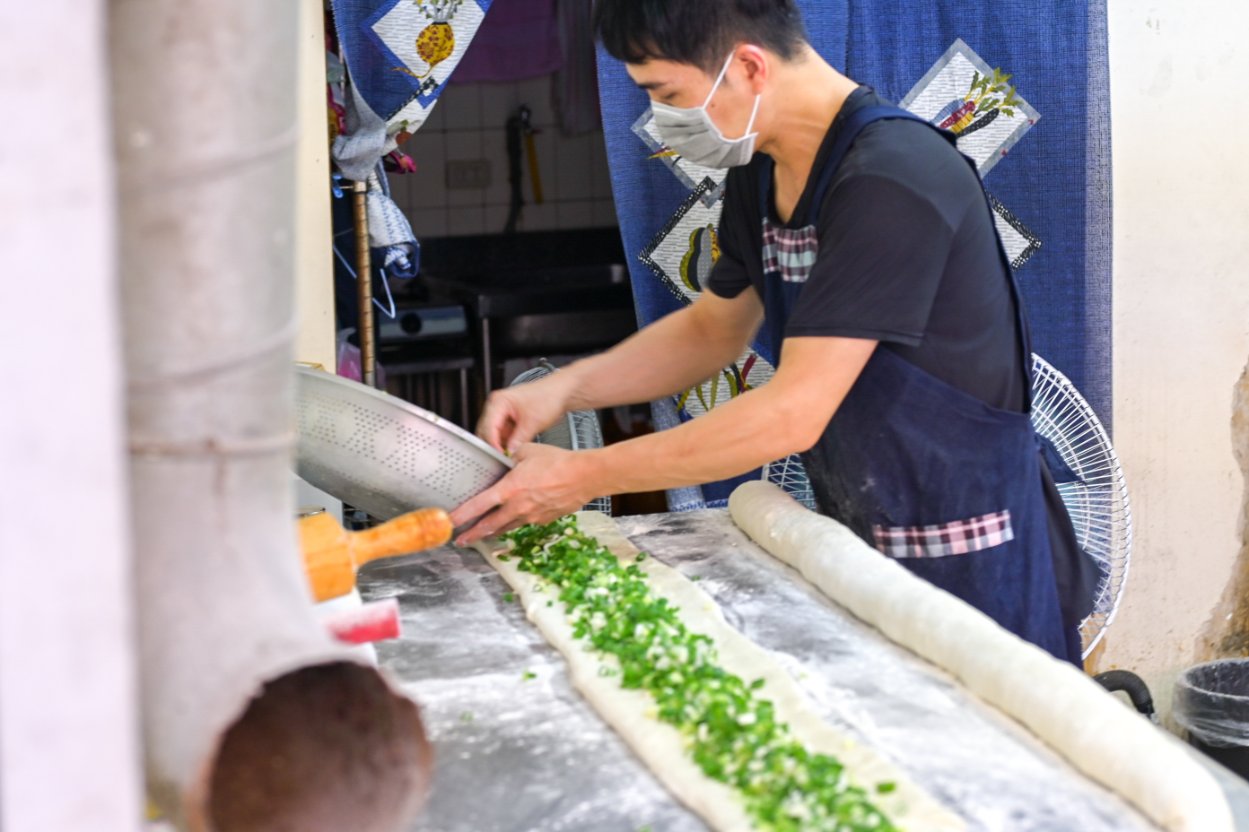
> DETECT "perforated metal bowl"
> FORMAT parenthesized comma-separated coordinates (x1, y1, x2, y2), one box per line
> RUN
(294, 366, 511, 520)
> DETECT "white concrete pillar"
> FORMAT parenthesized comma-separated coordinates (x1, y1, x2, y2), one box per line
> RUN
(110, 0, 431, 827)
(0, 1, 143, 829)
(1101, 0, 1249, 723)
(296, 0, 338, 371)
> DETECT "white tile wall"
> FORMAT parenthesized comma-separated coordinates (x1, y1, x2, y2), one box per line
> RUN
(589, 132, 614, 200)
(556, 199, 597, 228)
(530, 126, 559, 205)
(395, 75, 619, 238)
(518, 75, 556, 126)
(410, 207, 449, 238)
(591, 199, 619, 228)
(478, 80, 521, 123)
(553, 132, 595, 201)
(420, 97, 446, 131)
(520, 201, 561, 232)
(483, 203, 512, 234)
(447, 204, 485, 233)
(480, 127, 511, 206)
(442, 84, 483, 131)
(444, 130, 485, 208)
(406, 130, 447, 206)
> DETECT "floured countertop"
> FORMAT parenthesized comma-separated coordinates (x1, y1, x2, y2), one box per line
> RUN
(359, 509, 1249, 832)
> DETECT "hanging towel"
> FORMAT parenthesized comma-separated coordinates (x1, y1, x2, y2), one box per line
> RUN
(554, 0, 600, 135)
(365, 165, 420, 280)
(330, 0, 496, 181)
(451, 0, 561, 83)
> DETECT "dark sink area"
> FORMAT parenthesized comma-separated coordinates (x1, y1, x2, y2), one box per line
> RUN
(466, 262, 629, 289)
(411, 229, 638, 391)
(417, 228, 628, 280)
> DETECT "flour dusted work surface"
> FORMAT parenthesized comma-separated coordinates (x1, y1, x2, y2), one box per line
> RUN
(728, 481, 1233, 832)
(477, 512, 963, 832)
(361, 508, 1237, 831)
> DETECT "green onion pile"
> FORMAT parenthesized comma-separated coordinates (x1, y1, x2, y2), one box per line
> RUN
(503, 517, 899, 832)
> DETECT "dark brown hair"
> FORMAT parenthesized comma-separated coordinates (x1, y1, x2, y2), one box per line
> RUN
(593, 0, 808, 73)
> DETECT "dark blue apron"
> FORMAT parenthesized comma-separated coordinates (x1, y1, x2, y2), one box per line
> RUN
(757, 104, 1076, 664)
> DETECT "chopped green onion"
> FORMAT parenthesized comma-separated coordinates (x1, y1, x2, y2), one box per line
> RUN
(502, 518, 897, 832)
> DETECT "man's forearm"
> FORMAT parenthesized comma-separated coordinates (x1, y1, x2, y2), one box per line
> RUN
(575, 335, 878, 496)
(560, 302, 753, 412)
(581, 381, 812, 495)
(452, 337, 876, 545)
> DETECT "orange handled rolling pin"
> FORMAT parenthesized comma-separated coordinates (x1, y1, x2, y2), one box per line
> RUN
(299, 507, 453, 602)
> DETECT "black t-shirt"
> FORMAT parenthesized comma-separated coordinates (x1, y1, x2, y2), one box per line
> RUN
(708, 86, 1025, 412)
(708, 86, 1094, 633)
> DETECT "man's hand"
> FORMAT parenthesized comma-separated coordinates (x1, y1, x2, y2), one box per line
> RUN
(477, 374, 573, 456)
(450, 443, 599, 546)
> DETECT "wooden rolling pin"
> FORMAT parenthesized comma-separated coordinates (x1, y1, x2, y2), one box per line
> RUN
(299, 507, 453, 602)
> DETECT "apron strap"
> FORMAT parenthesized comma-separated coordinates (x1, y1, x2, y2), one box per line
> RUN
(808, 105, 929, 215)
(757, 100, 1039, 410)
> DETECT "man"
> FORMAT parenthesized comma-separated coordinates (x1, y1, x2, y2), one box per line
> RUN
(451, 0, 1095, 665)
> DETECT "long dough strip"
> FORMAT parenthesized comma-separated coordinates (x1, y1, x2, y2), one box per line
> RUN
(477, 511, 963, 831)
(728, 481, 1232, 832)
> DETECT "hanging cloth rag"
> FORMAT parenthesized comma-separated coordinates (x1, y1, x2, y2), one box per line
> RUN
(364, 165, 420, 280)
(330, 0, 496, 182)
(554, 0, 600, 135)
(451, 0, 561, 83)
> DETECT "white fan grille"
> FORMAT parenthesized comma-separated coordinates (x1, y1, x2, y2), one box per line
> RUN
(511, 362, 611, 515)
(763, 454, 817, 511)
(1030, 354, 1132, 657)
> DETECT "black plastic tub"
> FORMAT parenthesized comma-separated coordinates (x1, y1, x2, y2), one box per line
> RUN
(1175, 659, 1249, 780)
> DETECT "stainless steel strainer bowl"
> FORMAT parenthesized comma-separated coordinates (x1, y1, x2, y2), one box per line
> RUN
(294, 365, 512, 520)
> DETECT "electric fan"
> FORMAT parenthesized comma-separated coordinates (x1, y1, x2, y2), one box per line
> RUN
(757, 354, 1130, 659)
(510, 360, 612, 514)
(1029, 353, 1132, 658)
(762, 454, 817, 511)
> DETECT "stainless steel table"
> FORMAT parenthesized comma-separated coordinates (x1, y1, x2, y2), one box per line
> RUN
(360, 509, 1249, 832)
(422, 265, 634, 396)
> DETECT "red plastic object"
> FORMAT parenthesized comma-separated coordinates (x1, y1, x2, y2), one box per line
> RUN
(325, 599, 402, 645)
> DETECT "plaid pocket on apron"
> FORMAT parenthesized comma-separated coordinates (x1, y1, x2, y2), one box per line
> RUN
(761, 218, 819, 283)
(873, 510, 1014, 558)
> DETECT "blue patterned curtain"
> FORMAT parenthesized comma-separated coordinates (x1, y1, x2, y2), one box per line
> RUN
(332, 0, 495, 180)
(597, 2, 1111, 511)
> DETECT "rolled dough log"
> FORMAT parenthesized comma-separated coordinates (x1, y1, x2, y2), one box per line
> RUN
(477, 511, 964, 831)
(728, 481, 1232, 832)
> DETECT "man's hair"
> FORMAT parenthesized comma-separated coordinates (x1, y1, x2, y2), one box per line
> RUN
(593, 0, 808, 73)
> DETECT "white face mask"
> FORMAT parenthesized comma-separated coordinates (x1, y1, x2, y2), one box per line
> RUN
(651, 52, 762, 169)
